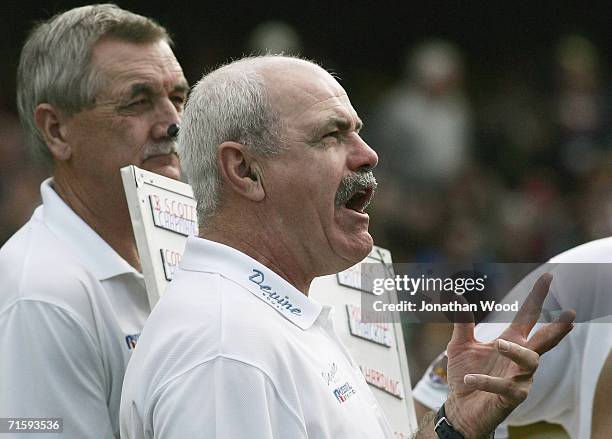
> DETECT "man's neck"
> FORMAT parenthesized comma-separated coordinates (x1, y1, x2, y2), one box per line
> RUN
(52, 173, 141, 272)
(202, 220, 313, 295)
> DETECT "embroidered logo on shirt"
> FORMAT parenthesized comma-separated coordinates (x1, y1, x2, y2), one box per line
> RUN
(333, 382, 356, 403)
(321, 362, 339, 386)
(248, 269, 302, 315)
(321, 362, 356, 404)
(125, 333, 141, 350)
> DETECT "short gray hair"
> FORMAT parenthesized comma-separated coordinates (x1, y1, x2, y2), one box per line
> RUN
(17, 4, 171, 163)
(179, 56, 285, 223)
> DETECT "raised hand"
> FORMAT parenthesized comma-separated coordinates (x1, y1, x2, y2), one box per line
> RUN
(442, 273, 575, 438)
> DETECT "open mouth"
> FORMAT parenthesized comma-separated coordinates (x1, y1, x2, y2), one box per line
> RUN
(344, 186, 374, 213)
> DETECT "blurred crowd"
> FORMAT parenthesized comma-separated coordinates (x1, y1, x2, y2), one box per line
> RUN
(368, 35, 612, 266)
(1, 23, 610, 382)
(365, 34, 612, 382)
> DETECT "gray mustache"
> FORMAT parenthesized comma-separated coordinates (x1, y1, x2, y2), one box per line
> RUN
(143, 141, 178, 160)
(335, 170, 378, 207)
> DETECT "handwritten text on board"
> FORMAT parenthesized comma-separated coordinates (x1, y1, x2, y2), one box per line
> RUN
(346, 304, 393, 347)
(149, 194, 197, 236)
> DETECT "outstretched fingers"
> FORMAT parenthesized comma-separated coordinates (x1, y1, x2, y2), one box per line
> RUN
(450, 305, 477, 345)
(527, 309, 576, 355)
(509, 272, 552, 337)
(450, 323, 476, 350)
(461, 339, 539, 406)
(463, 374, 530, 405)
(496, 339, 540, 371)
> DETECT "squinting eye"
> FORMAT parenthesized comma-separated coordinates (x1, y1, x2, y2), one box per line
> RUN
(324, 131, 340, 139)
(170, 96, 185, 106)
(126, 98, 149, 108)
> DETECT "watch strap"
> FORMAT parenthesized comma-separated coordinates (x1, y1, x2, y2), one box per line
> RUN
(434, 403, 495, 439)
(434, 403, 465, 439)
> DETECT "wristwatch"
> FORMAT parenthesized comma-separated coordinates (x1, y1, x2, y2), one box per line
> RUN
(434, 403, 494, 439)
(434, 403, 465, 439)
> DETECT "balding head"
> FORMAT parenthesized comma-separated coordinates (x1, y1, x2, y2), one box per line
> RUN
(179, 55, 327, 222)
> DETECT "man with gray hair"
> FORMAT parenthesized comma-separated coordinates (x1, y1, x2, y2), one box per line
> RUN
(0, 4, 188, 438)
(120, 55, 574, 438)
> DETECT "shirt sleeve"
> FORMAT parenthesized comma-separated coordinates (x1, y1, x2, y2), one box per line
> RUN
(148, 357, 307, 439)
(0, 299, 115, 439)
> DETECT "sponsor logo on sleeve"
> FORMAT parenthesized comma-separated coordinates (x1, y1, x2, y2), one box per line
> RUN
(125, 333, 141, 350)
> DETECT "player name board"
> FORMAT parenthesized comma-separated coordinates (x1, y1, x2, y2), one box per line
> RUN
(346, 304, 393, 347)
(360, 365, 404, 399)
(149, 194, 198, 236)
(160, 248, 182, 281)
(121, 165, 197, 305)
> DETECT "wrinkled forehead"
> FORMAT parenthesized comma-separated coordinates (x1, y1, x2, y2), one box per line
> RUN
(91, 38, 187, 98)
(263, 60, 359, 132)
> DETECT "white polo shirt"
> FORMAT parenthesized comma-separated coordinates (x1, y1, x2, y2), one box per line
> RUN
(120, 237, 394, 439)
(413, 237, 612, 438)
(0, 179, 150, 439)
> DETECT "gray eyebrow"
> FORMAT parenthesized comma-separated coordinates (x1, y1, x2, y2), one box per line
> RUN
(326, 116, 363, 132)
(173, 81, 190, 95)
(129, 81, 189, 98)
(129, 83, 156, 98)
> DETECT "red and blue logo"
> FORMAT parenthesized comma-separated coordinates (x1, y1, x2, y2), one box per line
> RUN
(333, 382, 356, 403)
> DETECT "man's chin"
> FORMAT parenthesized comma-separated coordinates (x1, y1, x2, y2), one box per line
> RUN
(338, 217, 374, 258)
(141, 154, 181, 181)
(330, 233, 374, 275)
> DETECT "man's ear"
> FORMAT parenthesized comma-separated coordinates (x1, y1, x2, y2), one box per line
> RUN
(218, 141, 265, 202)
(34, 103, 72, 161)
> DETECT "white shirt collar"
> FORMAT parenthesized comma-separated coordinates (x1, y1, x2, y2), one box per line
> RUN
(40, 178, 141, 281)
(180, 236, 323, 330)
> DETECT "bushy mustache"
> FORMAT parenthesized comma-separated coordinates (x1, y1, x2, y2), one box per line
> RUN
(335, 170, 377, 207)
(143, 141, 178, 160)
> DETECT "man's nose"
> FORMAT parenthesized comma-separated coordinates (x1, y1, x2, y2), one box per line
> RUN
(151, 99, 182, 140)
(348, 134, 378, 171)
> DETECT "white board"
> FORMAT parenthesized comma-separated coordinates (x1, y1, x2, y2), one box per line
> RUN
(311, 248, 418, 438)
(121, 165, 198, 306)
(122, 165, 416, 436)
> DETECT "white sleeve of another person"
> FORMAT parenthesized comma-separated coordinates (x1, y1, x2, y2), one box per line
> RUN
(0, 300, 114, 439)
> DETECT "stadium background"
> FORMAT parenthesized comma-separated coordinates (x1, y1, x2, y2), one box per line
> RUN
(1, 2, 611, 436)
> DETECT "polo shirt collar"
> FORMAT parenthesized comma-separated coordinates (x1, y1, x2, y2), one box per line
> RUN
(180, 236, 323, 330)
(40, 178, 141, 281)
